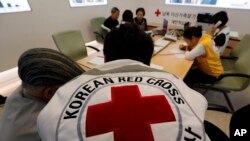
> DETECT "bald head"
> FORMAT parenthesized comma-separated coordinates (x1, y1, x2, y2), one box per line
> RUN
(18, 48, 84, 87)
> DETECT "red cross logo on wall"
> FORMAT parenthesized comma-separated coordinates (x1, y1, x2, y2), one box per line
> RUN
(86, 85, 176, 141)
(155, 9, 161, 17)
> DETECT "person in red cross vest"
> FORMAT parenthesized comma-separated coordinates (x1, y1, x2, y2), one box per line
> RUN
(37, 24, 211, 141)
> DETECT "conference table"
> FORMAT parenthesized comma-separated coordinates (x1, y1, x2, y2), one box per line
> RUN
(77, 34, 194, 80)
(150, 37, 193, 79)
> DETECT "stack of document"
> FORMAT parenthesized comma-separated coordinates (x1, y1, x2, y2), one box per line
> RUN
(154, 38, 171, 47)
(154, 47, 163, 54)
(154, 38, 171, 54)
(164, 34, 178, 42)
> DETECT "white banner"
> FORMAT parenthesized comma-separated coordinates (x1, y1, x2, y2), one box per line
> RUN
(165, 0, 250, 10)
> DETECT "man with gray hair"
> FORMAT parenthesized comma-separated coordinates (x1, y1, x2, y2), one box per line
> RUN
(0, 48, 84, 141)
(103, 7, 120, 30)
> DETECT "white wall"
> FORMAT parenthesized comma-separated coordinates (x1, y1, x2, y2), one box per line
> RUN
(0, 0, 136, 71)
(1, 0, 249, 71)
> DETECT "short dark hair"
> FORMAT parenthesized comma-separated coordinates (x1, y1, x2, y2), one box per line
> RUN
(136, 7, 145, 16)
(111, 7, 120, 14)
(211, 11, 228, 28)
(122, 10, 133, 23)
(103, 24, 154, 65)
(183, 26, 202, 40)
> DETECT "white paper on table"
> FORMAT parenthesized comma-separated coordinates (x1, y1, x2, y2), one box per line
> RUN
(154, 39, 171, 47)
(88, 56, 104, 65)
(169, 48, 185, 54)
(150, 63, 164, 70)
(175, 54, 185, 59)
(154, 46, 164, 53)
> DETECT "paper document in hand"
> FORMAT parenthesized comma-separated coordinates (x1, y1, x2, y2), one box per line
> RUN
(88, 56, 104, 65)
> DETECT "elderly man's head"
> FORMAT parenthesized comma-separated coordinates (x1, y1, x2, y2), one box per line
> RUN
(111, 7, 120, 20)
(18, 48, 84, 102)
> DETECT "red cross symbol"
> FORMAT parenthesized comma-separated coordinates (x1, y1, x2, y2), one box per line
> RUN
(86, 85, 176, 141)
(155, 9, 161, 17)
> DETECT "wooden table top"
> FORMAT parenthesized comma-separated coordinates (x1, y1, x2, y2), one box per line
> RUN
(77, 36, 193, 79)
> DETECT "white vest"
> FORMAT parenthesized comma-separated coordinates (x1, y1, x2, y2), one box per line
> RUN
(37, 60, 210, 141)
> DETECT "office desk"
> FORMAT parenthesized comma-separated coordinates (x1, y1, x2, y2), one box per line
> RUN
(151, 40, 193, 79)
(77, 36, 193, 79)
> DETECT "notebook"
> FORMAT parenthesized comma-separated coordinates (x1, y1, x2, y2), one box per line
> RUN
(184, 22, 190, 31)
(152, 19, 168, 36)
(163, 19, 168, 31)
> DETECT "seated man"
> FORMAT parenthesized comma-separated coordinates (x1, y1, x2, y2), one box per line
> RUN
(103, 7, 120, 30)
(0, 48, 84, 141)
(38, 24, 211, 141)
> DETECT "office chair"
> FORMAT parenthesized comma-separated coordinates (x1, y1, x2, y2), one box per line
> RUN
(90, 17, 106, 43)
(52, 30, 100, 61)
(221, 34, 250, 71)
(195, 47, 250, 113)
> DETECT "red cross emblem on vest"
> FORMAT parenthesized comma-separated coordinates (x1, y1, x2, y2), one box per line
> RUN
(86, 85, 176, 141)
